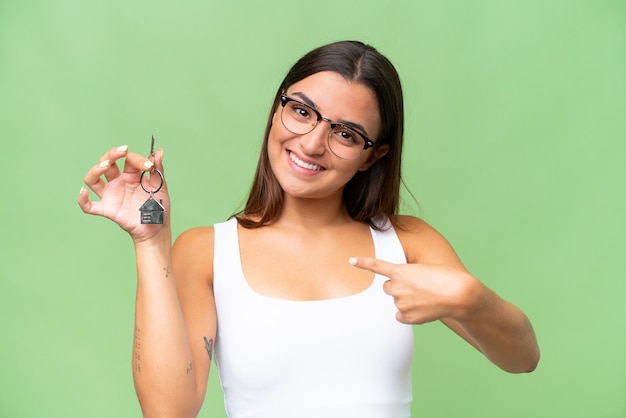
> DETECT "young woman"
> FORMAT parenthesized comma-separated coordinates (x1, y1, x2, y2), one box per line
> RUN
(78, 41, 539, 418)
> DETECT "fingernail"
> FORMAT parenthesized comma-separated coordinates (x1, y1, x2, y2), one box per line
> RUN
(143, 160, 154, 169)
(117, 145, 128, 153)
(348, 257, 357, 266)
(99, 159, 110, 168)
(158, 148, 164, 161)
(79, 186, 86, 195)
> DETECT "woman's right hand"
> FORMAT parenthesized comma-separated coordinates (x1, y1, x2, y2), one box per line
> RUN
(78, 145, 170, 243)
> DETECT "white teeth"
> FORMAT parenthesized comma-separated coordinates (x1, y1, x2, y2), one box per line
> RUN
(289, 152, 323, 171)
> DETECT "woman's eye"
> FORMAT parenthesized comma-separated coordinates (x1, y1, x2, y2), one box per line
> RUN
(333, 128, 359, 145)
(292, 105, 311, 119)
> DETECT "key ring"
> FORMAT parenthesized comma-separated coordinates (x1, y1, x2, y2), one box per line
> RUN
(140, 169, 164, 194)
(139, 136, 165, 224)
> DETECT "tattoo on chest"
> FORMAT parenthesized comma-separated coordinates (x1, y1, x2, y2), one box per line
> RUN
(204, 337, 214, 361)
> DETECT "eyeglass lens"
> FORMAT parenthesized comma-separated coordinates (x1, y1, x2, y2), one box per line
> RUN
(281, 99, 366, 159)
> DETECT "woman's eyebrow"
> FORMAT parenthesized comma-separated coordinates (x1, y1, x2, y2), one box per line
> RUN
(292, 91, 318, 109)
(291, 91, 370, 136)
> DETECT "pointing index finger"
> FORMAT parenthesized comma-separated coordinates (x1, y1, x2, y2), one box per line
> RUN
(349, 256, 396, 278)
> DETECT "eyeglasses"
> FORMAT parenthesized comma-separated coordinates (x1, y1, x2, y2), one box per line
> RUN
(279, 94, 376, 160)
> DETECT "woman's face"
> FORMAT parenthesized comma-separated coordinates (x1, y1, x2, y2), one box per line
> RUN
(267, 71, 387, 202)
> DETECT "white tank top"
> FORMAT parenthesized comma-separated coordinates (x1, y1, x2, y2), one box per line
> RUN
(213, 216, 414, 418)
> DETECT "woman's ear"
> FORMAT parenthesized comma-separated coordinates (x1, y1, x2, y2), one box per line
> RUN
(359, 144, 389, 171)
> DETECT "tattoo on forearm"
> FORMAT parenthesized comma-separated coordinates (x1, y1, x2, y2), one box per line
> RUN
(134, 327, 142, 373)
(204, 337, 213, 361)
(186, 362, 193, 374)
(163, 266, 172, 278)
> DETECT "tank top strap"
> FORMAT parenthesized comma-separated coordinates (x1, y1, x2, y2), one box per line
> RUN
(213, 217, 243, 294)
(370, 214, 407, 265)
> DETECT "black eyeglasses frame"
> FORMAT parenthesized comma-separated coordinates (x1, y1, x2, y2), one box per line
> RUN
(279, 94, 376, 155)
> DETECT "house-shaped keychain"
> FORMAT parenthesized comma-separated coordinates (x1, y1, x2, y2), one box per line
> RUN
(139, 195, 165, 224)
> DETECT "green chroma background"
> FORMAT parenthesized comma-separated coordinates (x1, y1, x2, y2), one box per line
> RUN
(1, 0, 624, 417)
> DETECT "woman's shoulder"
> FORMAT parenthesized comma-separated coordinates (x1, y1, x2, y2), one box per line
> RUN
(174, 225, 215, 250)
(173, 217, 241, 252)
(172, 226, 216, 285)
(388, 214, 436, 237)
(389, 214, 464, 267)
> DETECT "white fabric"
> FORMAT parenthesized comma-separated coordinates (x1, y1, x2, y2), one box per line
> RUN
(213, 216, 414, 418)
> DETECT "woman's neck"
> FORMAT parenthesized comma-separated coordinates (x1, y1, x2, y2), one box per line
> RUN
(276, 194, 353, 230)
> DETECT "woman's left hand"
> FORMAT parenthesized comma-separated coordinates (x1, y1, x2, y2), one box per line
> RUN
(350, 257, 484, 325)
(351, 247, 540, 373)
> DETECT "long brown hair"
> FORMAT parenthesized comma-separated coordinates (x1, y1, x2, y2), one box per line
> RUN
(237, 41, 405, 229)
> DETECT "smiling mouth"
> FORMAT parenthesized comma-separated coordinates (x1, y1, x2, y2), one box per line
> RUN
(289, 151, 324, 171)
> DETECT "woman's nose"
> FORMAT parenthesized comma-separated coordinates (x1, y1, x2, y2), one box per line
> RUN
(299, 123, 328, 155)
